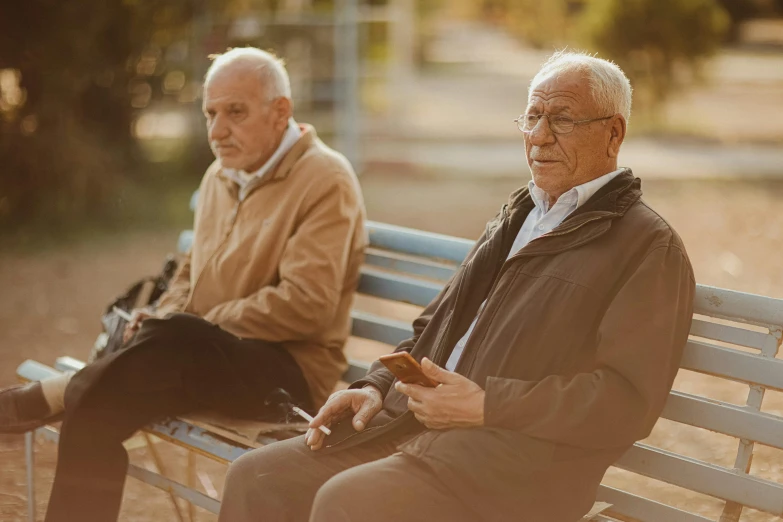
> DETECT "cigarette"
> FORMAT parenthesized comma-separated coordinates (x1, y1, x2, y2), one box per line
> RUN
(112, 306, 134, 322)
(292, 406, 331, 435)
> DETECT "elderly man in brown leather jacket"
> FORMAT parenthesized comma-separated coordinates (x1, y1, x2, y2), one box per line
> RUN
(0, 48, 366, 522)
(218, 51, 695, 522)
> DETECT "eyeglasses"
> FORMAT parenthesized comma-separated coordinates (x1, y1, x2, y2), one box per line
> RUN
(514, 114, 614, 135)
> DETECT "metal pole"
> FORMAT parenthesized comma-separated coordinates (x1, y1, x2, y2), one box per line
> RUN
(25, 431, 35, 522)
(334, 0, 361, 172)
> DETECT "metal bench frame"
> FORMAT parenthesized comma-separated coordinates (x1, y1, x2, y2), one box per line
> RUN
(17, 221, 783, 522)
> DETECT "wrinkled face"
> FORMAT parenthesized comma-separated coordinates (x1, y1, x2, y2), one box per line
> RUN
(202, 65, 291, 172)
(524, 70, 624, 200)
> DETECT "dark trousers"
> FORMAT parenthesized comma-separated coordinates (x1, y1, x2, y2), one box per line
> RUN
(44, 313, 311, 522)
(218, 435, 482, 522)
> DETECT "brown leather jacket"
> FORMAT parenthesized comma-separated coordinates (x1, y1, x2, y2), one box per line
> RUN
(338, 170, 695, 521)
(157, 125, 367, 408)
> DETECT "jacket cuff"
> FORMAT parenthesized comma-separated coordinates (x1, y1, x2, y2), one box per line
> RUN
(349, 369, 395, 397)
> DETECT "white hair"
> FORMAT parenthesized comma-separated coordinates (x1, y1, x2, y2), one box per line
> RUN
(205, 47, 291, 101)
(529, 50, 632, 124)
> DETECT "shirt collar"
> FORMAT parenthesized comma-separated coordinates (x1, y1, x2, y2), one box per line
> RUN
(223, 118, 302, 185)
(528, 168, 625, 215)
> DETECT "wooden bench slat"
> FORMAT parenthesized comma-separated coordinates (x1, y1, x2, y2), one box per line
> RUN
(596, 485, 713, 522)
(358, 267, 442, 307)
(694, 285, 783, 329)
(661, 390, 783, 450)
(365, 249, 455, 282)
(615, 443, 783, 515)
(689, 318, 776, 351)
(681, 340, 783, 391)
(367, 221, 473, 264)
(350, 310, 413, 346)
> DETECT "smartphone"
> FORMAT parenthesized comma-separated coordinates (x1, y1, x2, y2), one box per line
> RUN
(378, 352, 438, 388)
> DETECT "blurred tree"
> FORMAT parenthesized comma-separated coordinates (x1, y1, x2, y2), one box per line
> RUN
(0, 0, 196, 233)
(580, 0, 730, 118)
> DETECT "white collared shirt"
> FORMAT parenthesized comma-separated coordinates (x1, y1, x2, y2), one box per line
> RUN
(444, 168, 625, 372)
(222, 118, 302, 201)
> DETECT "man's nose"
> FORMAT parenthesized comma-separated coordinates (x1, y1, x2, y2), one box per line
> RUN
(208, 113, 230, 141)
(526, 116, 556, 147)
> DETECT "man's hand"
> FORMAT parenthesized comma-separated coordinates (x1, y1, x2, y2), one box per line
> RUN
(122, 308, 156, 344)
(395, 358, 485, 429)
(305, 385, 383, 451)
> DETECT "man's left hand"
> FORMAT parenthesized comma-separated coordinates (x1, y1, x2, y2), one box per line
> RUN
(394, 358, 485, 429)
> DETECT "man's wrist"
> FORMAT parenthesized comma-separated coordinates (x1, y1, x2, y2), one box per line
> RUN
(362, 383, 383, 399)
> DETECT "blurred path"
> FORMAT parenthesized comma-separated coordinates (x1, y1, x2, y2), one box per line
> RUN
(363, 21, 783, 179)
(364, 136, 783, 180)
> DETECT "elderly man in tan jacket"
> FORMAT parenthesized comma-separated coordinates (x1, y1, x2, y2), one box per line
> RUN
(0, 48, 366, 522)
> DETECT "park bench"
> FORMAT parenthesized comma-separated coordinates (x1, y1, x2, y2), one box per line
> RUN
(16, 219, 783, 522)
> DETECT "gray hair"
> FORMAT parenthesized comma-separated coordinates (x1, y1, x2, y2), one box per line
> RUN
(529, 50, 632, 124)
(205, 47, 291, 101)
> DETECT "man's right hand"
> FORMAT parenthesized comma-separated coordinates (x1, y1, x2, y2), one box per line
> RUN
(122, 308, 156, 344)
(305, 385, 383, 451)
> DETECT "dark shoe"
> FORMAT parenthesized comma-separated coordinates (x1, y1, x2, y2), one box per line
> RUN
(0, 382, 63, 434)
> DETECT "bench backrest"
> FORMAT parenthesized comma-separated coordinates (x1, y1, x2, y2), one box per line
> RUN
(179, 212, 783, 521)
(350, 221, 783, 522)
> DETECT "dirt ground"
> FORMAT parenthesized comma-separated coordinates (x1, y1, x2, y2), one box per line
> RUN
(1, 172, 782, 521)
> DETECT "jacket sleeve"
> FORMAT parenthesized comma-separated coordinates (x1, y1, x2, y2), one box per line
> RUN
(202, 175, 363, 342)
(351, 227, 492, 397)
(483, 241, 695, 450)
(155, 251, 192, 317)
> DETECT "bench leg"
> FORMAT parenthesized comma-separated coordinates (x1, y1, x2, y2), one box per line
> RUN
(187, 451, 196, 522)
(143, 433, 187, 522)
(25, 431, 35, 522)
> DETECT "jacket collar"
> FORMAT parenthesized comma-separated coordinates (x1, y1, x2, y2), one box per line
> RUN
(507, 168, 639, 221)
(216, 124, 318, 199)
(496, 168, 642, 257)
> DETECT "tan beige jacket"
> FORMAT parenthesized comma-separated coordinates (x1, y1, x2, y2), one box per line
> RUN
(157, 125, 367, 408)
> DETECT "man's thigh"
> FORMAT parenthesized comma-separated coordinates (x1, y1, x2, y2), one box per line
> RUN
(219, 435, 399, 522)
(312, 453, 480, 522)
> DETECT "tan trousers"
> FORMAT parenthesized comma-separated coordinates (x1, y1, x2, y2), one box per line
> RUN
(218, 434, 481, 522)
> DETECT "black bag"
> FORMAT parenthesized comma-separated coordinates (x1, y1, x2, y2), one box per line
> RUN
(89, 256, 179, 362)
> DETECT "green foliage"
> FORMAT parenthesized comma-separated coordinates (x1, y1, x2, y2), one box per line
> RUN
(503, 0, 573, 49)
(579, 0, 730, 114)
(0, 0, 195, 232)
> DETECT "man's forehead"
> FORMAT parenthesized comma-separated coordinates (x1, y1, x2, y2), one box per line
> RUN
(203, 66, 265, 104)
(527, 70, 591, 107)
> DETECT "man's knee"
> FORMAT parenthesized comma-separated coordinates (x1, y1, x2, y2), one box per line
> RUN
(311, 464, 386, 520)
(221, 437, 318, 518)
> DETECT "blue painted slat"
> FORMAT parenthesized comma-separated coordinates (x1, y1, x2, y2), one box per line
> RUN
(358, 267, 442, 307)
(682, 340, 783, 392)
(350, 310, 413, 346)
(597, 485, 712, 522)
(689, 318, 774, 351)
(366, 221, 473, 264)
(616, 443, 783, 515)
(147, 418, 253, 463)
(694, 285, 783, 329)
(341, 360, 371, 384)
(662, 391, 783, 450)
(364, 250, 456, 282)
(178, 230, 194, 254)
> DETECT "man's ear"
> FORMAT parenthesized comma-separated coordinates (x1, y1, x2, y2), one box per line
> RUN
(607, 114, 626, 159)
(272, 97, 293, 130)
